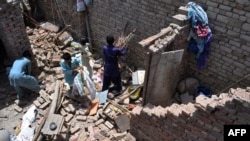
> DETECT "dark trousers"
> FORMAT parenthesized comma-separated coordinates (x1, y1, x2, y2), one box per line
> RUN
(102, 74, 122, 92)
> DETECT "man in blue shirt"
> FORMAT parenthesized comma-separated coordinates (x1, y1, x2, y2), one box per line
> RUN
(9, 50, 44, 104)
(102, 35, 128, 96)
(60, 53, 82, 86)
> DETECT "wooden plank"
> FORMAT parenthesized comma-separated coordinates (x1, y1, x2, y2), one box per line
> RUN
(41, 114, 64, 135)
(39, 81, 63, 138)
(138, 27, 172, 47)
(142, 52, 152, 106)
(144, 49, 184, 107)
(32, 108, 50, 141)
(56, 82, 64, 113)
(49, 80, 60, 114)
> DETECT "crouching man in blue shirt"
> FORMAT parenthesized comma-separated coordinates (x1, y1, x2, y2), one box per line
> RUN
(9, 50, 44, 105)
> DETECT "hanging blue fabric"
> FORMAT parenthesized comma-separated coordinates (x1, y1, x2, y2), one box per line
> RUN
(188, 32, 213, 70)
(186, 2, 213, 70)
(186, 2, 208, 27)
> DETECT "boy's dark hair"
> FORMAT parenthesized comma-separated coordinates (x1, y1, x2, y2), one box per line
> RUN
(106, 35, 114, 46)
(80, 38, 88, 45)
(62, 53, 71, 60)
(22, 50, 31, 58)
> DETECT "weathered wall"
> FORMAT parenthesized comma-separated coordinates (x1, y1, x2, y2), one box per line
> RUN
(185, 0, 250, 93)
(87, 0, 187, 67)
(37, 0, 187, 66)
(1, 0, 249, 139)
(131, 88, 250, 141)
(139, 13, 190, 107)
(36, 0, 86, 41)
(29, 0, 250, 92)
(0, 1, 30, 61)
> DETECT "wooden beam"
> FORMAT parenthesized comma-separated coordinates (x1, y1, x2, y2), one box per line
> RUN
(142, 52, 152, 106)
(138, 27, 173, 47)
(56, 82, 64, 113)
(49, 80, 60, 114)
(33, 80, 61, 141)
(32, 108, 50, 141)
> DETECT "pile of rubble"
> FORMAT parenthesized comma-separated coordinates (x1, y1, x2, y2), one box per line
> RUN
(229, 87, 250, 108)
(13, 24, 142, 141)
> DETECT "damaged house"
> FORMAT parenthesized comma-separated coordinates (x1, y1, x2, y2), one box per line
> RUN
(0, 0, 249, 141)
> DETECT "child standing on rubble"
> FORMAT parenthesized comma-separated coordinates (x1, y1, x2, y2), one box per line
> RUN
(102, 35, 128, 97)
(60, 52, 83, 86)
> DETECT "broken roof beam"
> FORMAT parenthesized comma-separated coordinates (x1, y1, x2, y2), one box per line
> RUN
(49, 80, 61, 114)
(138, 27, 173, 48)
(148, 31, 177, 53)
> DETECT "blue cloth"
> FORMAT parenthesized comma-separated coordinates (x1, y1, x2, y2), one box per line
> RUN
(9, 57, 40, 99)
(102, 45, 128, 91)
(186, 2, 213, 70)
(198, 86, 211, 98)
(60, 57, 81, 86)
(188, 32, 213, 69)
(186, 2, 208, 27)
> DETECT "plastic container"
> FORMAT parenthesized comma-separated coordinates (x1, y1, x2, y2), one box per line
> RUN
(128, 86, 141, 100)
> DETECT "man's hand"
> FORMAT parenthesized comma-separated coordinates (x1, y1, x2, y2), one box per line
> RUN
(78, 66, 84, 70)
(73, 66, 83, 75)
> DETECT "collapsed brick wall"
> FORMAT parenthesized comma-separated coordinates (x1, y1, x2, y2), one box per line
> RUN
(37, 0, 190, 66)
(36, 0, 86, 41)
(131, 88, 250, 141)
(35, 0, 249, 93)
(0, 1, 30, 61)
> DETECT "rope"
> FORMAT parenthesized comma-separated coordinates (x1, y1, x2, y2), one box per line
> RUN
(54, 0, 67, 26)
(217, 73, 250, 95)
(52, 0, 62, 25)
(22, 12, 40, 27)
(51, 0, 55, 24)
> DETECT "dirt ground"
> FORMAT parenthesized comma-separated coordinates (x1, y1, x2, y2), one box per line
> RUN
(0, 69, 38, 135)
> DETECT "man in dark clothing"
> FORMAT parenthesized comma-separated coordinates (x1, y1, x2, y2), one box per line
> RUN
(102, 35, 128, 95)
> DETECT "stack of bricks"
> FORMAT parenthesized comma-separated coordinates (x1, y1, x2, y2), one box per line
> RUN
(33, 82, 138, 140)
(130, 88, 250, 141)
(0, 1, 30, 60)
(36, 0, 85, 40)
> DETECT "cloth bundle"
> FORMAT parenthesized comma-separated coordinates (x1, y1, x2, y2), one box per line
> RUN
(72, 68, 96, 100)
(186, 2, 213, 70)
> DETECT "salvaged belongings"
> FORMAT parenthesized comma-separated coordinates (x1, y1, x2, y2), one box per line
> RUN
(186, 2, 213, 70)
(14, 105, 37, 141)
(72, 67, 96, 100)
(0, 129, 11, 141)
